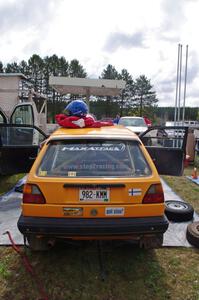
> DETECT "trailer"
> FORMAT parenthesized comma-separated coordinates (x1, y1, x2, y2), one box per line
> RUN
(0, 73, 58, 134)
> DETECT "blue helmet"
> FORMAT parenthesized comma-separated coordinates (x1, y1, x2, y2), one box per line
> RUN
(64, 99, 88, 117)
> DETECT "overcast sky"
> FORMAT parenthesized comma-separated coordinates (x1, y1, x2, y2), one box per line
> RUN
(0, 0, 199, 107)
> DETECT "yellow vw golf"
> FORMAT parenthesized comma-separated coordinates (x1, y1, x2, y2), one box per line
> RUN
(17, 125, 187, 250)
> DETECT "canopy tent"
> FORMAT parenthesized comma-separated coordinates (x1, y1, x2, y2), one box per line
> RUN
(49, 76, 126, 97)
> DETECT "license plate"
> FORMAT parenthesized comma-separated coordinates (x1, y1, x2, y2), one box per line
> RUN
(79, 188, 110, 202)
(105, 207, 124, 216)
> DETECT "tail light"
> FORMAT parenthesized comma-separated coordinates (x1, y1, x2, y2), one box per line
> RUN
(23, 184, 46, 204)
(142, 184, 164, 204)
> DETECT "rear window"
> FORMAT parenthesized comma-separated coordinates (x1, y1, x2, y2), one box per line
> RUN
(119, 118, 146, 127)
(37, 140, 151, 178)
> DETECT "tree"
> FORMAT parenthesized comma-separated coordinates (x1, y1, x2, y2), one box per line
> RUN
(28, 54, 44, 92)
(133, 75, 158, 116)
(43, 55, 63, 119)
(119, 69, 135, 116)
(18, 60, 30, 76)
(69, 59, 87, 78)
(5, 62, 20, 73)
(100, 64, 120, 117)
(101, 64, 119, 80)
(59, 56, 69, 76)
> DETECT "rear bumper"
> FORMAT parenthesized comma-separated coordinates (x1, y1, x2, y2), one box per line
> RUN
(18, 215, 169, 238)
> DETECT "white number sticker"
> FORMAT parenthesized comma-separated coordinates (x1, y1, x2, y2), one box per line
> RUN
(105, 207, 124, 216)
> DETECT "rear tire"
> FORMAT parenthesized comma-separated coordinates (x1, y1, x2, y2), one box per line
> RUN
(186, 222, 199, 248)
(27, 235, 51, 251)
(165, 200, 194, 222)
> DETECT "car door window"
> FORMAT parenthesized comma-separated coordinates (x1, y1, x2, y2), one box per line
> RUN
(0, 111, 7, 124)
(10, 104, 34, 125)
(0, 125, 47, 146)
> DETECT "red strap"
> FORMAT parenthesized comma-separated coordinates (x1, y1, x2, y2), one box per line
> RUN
(4, 231, 49, 300)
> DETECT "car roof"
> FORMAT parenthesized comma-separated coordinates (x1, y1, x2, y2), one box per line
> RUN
(49, 125, 140, 141)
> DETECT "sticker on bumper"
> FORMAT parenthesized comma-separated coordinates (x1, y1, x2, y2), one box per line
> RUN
(105, 207, 124, 216)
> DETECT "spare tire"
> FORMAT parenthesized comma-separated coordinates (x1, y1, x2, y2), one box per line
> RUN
(186, 222, 199, 248)
(165, 200, 194, 222)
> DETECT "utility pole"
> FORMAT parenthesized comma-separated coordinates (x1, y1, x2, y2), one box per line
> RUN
(174, 44, 180, 125)
(177, 44, 182, 122)
(182, 45, 188, 123)
(174, 44, 189, 124)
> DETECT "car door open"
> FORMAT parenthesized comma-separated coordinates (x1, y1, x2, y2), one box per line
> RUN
(0, 124, 47, 175)
(139, 126, 188, 176)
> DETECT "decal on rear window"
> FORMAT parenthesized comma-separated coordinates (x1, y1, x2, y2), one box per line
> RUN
(61, 143, 125, 152)
(38, 170, 47, 176)
(68, 171, 77, 177)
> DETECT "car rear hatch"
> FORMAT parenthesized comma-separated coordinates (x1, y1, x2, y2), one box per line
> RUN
(23, 138, 165, 218)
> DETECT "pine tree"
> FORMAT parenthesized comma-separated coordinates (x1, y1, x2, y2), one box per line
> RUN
(133, 75, 158, 116)
(19, 60, 30, 76)
(28, 54, 44, 93)
(100, 64, 120, 117)
(59, 57, 69, 76)
(5, 62, 20, 73)
(101, 64, 119, 79)
(119, 69, 135, 116)
(69, 59, 87, 78)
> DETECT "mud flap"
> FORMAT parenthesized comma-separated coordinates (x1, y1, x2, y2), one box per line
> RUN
(139, 234, 163, 249)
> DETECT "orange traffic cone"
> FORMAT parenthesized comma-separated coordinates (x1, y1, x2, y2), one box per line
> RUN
(192, 167, 198, 179)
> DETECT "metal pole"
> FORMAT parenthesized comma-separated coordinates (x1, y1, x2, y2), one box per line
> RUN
(182, 45, 188, 123)
(174, 44, 180, 124)
(120, 89, 124, 117)
(86, 88, 90, 112)
(177, 44, 182, 123)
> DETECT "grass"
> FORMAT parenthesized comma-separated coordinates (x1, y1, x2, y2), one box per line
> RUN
(0, 166, 199, 300)
(0, 174, 25, 195)
(0, 260, 11, 280)
(0, 244, 198, 300)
